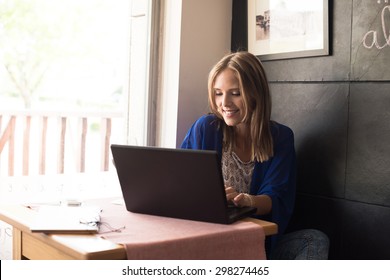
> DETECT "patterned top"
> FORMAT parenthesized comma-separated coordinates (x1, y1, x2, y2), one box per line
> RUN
(222, 149, 255, 194)
(181, 114, 297, 250)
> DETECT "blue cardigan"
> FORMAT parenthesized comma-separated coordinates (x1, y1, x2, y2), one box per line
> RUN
(180, 114, 296, 252)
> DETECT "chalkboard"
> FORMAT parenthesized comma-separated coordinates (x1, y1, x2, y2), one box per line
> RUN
(351, 0, 390, 80)
(232, 0, 390, 82)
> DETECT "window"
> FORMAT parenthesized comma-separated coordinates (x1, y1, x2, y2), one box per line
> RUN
(0, 0, 160, 260)
(0, 0, 158, 177)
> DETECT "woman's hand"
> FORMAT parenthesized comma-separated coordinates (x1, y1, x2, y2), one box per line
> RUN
(225, 186, 253, 207)
(225, 186, 272, 215)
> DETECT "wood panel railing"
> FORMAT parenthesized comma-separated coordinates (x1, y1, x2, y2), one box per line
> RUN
(0, 110, 123, 176)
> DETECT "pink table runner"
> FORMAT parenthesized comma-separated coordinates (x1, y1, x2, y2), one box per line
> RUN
(93, 198, 266, 260)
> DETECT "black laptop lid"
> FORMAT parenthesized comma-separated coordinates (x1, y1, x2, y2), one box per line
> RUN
(111, 144, 232, 224)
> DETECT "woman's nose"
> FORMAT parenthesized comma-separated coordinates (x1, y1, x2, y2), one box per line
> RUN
(222, 94, 231, 106)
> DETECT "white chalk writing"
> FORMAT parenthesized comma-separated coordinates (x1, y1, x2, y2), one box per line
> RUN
(362, 5, 390, 49)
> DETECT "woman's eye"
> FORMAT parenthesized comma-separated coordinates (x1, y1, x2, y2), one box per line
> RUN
(231, 91, 240, 96)
(215, 91, 222, 96)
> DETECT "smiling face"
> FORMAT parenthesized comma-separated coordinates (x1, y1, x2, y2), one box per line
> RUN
(207, 51, 274, 162)
(213, 68, 246, 129)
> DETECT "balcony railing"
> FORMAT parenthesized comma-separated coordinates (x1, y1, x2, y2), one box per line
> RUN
(0, 110, 123, 176)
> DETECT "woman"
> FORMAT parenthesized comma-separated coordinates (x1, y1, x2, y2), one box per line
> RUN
(181, 51, 329, 259)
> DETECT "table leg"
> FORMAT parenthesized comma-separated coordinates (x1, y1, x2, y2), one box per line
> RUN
(12, 228, 22, 260)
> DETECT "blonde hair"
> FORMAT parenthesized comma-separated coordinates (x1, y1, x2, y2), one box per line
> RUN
(208, 51, 273, 162)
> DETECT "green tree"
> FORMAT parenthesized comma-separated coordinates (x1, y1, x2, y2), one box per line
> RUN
(0, 0, 120, 109)
(1, 1, 60, 108)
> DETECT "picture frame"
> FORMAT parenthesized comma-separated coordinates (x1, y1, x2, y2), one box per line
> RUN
(247, 0, 329, 61)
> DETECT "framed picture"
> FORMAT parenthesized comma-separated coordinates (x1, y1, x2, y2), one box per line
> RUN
(248, 0, 329, 61)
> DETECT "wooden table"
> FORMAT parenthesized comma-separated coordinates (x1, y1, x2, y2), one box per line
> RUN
(0, 201, 277, 260)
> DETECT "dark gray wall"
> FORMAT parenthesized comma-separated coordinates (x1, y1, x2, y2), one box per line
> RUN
(232, 0, 390, 259)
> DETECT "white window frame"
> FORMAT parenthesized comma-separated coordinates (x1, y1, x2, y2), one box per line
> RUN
(126, 0, 164, 147)
(125, 0, 150, 146)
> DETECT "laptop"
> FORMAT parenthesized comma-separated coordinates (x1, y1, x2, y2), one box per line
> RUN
(110, 144, 257, 224)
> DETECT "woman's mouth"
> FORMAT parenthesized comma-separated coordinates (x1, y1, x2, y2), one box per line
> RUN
(222, 109, 239, 117)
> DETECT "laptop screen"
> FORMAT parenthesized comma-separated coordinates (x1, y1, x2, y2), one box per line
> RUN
(111, 144, 255, 224)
